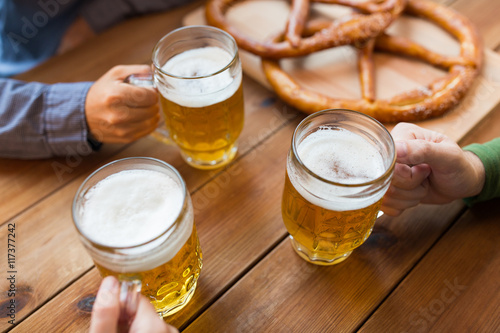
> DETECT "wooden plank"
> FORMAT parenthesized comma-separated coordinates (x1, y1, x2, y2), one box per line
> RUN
(359, 198, 500, 332)
(0, 182, 94, 332)
(183, 202, 465, 332)
(9, 269, 100, 333)
(0, 145, 126, 225)
(3, 111, 304, 332)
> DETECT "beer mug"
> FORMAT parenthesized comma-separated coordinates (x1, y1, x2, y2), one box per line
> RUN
(72, 157, 202, 318)
(127, 25, 245, 170)
(281, 109, 396, 265)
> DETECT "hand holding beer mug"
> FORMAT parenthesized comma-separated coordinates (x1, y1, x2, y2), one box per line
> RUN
(72, 158, 202, 319)
(282, 109, 396, 265)
(127, 25, 245, 170)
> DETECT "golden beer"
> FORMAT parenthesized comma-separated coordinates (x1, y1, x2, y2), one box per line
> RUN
(72, 158, 202, 317)
(282, 173, 383, 264)
(282, 109, 395, 265)
(160, 82, 244, 168)
(96, 224, 202, 316)
(153, 26, 244, 169)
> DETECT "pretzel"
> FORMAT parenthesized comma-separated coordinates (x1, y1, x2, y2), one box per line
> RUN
(205, 0, 406, 59)
(261, 0, 483, 122)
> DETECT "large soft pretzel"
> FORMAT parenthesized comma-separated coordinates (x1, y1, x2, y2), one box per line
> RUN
(205, 0, 406, 59)
(261, 0, 483, 122)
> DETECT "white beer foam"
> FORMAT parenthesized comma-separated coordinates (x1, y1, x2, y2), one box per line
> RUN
(159, 46, 241, 108)
(81, 170, 183, 247)
(299, 127, 384, 184)
(80, 169, 193, 272)
(289, 127, 387, 211)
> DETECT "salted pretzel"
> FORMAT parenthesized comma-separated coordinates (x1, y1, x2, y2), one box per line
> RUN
(261, 0, 483, 122)
(205, 0, 406, 59)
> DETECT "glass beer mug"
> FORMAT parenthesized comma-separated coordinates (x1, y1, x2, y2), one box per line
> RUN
(72, 157, 202, 318)
(127, 25, 245, 170)
(281, 109, 396, 265)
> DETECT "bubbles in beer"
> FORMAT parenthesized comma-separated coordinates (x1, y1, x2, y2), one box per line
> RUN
(159, 46, 241, 108)
(80, 169, 183, 248)
(297, 127, 385, 184)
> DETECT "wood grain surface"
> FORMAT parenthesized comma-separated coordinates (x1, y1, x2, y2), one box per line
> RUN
(359, 198, 500, 333)
(1, 0, 500, 332)
(183, 202, 465, 332)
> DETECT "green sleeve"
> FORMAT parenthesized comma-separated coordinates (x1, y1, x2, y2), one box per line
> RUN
(462, 138, 500, 206)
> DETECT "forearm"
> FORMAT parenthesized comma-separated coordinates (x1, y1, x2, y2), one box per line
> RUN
(463, 138, 500, 205)
(0, 79, 93, 159)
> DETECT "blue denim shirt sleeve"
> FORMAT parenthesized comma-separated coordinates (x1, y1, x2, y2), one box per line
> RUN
(0, 78, 93, 159)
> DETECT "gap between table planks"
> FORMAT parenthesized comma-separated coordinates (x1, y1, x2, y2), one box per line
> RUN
(182, 201, 466, 333)
(359, 198, 500, 332)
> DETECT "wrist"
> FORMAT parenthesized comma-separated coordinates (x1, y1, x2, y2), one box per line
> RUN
(464, 150, 485, 198)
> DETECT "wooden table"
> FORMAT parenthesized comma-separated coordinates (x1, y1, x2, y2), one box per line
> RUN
(1, 0, 500, 332)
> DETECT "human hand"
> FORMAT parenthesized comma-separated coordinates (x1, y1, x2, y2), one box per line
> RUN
(85, 65, 160, 144)
(90, 276, 178, 333)
(381, 123, 485, 216)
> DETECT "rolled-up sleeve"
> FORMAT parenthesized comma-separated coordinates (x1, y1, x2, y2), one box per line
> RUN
(80, 0, 193, 33)
(0, 79, 93, 159)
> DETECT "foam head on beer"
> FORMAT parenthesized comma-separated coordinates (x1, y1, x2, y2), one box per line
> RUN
(159, 46, 241, 108)
(298, 126, 385, 184)
(290, 126, 387, 211)
(79, 169, 184, 248)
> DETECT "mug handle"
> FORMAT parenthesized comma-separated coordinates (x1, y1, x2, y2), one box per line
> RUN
(117, 278, 142, 332)
(124, 74, 172, 145)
